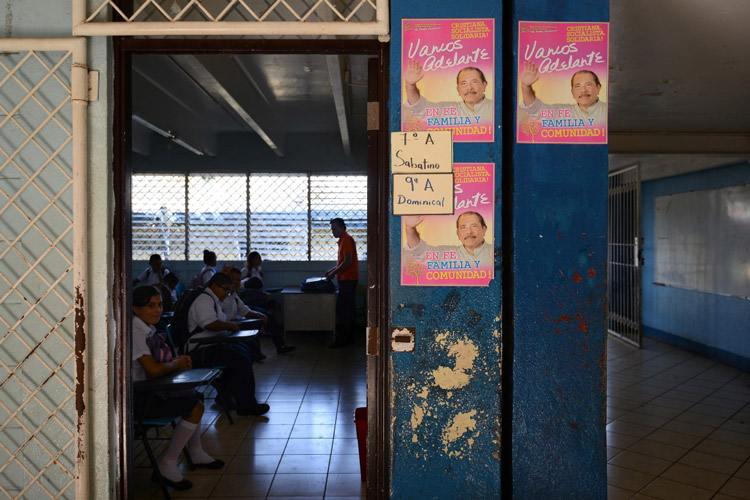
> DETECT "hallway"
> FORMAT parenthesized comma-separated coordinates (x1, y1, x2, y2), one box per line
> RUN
(607, 337, 750, 499)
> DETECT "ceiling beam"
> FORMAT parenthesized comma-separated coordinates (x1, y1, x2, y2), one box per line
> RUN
(173, 54, 285, 157)
(609, 133, 750, 155)
(132, 72, 217, 156)
(326, 54, 351, 156)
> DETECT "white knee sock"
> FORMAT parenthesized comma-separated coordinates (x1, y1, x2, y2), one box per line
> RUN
(187, 425, 216, 464)
(158, 420, 197, 481)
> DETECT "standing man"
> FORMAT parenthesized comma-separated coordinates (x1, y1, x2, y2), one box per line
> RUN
(325, 218, 359, 348)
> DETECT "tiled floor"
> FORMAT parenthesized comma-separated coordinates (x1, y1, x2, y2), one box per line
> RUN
(134, 331, 367, 499)
(607, 336, 750, 500)
(134, 332, 749, 500)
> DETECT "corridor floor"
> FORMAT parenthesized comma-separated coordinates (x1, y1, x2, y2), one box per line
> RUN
(134, 332, 749, 499)
(607, 336, 750, 500)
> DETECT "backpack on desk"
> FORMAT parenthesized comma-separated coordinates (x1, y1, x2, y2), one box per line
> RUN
(300, 277, 336, 293)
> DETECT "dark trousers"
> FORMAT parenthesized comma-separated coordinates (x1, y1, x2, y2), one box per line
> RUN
(189, 342, 259, 413)
(335, 280, 358, 342)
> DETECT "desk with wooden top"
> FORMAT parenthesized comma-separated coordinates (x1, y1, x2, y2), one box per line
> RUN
(281, 286, 336, 336)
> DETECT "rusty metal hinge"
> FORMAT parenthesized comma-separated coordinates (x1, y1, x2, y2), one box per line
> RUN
(366, 326, 379, 355)
(367, 101, 379, 131)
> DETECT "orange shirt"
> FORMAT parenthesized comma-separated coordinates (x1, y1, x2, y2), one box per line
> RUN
(337, 231, 359, 281)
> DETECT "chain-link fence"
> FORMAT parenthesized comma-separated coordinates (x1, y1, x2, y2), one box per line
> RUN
(132, 173, 367, 262)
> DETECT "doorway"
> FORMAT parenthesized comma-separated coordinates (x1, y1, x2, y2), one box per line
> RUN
(607, 164, 642, 347)
(114, 39, 389, 499)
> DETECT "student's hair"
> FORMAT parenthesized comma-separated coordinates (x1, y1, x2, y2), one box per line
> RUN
(456, 211, 487, 229)
(247, 251, 261, 263)
(330, 217, 346, 230)
(207, 272, 231, 287)
(457, 67, 487, 84)
(163, 273, 179, 287)
(570, 70, 601, 88)
(148, 253, 162, 265)
(246, 277, 263, 290)
(203, 250, 217, 265)
(229, 268, 242, 277)
(133, 285, 161, 307)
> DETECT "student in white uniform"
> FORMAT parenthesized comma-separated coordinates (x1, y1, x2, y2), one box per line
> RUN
(131, 285, 223, 491)
(186, 273, 270, 416)
(133, 253, 169, 285)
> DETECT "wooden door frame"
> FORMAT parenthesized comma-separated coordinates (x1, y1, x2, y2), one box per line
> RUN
(113, 37, 390, 499)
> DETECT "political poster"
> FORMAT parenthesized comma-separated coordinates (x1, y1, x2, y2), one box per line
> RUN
(517, 21, 609, 144)
(401, 19, 495, 143)
(401, 163, 495, 287)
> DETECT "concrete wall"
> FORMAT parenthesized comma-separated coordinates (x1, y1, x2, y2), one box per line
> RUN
(642, 162, 750, 370)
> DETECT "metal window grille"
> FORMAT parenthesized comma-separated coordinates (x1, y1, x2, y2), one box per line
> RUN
(131, 174, 187, 261)
(310, 175, 367, 260)
(131, 172, 367, 262)
(0, 39, 88, 500)
(249, 174, 309, 260)
(188, 174, 247, 261)
(73, 0, 389, 37)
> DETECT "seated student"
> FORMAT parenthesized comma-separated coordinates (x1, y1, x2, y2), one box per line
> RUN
(186, 272, 270, 416)
(163, 272, 180, 306)
(190, 250, 217, 288)
(240, 251, 264, 287)
(226, 268, 293, 355)
(131, 285, 224, 490)
(133, 253, 169, 285)
(241, 277, 275, 309)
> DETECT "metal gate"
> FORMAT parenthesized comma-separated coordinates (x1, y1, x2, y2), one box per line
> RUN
(0, 39, 88, 500)
(607, 165, 642, 347)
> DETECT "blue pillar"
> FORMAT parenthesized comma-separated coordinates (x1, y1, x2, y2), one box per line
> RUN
(389, 2, 504, 498)
(388, 1, 607, 498)
(511, 1, 608, 499)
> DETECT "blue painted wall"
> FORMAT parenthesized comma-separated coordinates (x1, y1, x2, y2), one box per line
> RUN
(511, 1, 608, 499)
(642, 162, 750, 369)
(390, 2, 503, 498)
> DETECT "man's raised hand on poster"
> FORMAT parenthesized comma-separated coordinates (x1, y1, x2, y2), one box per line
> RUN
(404, 60, 426, 105)
(520, 61, 540, 106)
(403, 215, 425, 249)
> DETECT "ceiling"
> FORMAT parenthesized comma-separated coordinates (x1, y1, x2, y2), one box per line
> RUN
(132, 0, 750, 179)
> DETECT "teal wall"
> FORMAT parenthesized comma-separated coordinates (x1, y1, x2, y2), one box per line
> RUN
(642, 162, 750, 371)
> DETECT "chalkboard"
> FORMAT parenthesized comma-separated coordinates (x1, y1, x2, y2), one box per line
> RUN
(654, 184, 750, 299)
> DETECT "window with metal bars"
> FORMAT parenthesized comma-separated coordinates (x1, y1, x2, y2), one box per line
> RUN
(132, 173, 367, 262)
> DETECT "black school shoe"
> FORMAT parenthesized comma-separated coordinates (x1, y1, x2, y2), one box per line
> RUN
(151, 471, 192, 490)
(236, 403, 270, 417)
(277, 345, 295, 354)
(193, 459, 225, 470)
